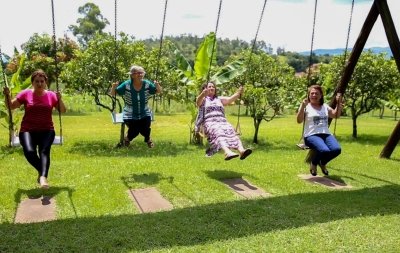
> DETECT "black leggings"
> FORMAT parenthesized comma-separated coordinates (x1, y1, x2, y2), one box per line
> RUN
(124, 116, 151, 142)
(19, 131, 55, 178)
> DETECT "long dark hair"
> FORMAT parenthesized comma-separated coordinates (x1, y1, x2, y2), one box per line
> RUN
(307, 84, 324, 105)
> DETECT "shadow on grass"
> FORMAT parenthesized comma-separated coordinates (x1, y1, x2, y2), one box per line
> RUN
(67, 140, 201, 157)
(337, 134, 393, 146)
(121, 173, 174, 187)
(0, 145, 24, 159)
(121, 173, 197, 205)
(205, 169, 256, 181)
(2, 185, 399, 252)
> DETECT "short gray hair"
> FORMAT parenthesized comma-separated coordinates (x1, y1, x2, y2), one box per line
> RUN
(128, 65, 145, 75)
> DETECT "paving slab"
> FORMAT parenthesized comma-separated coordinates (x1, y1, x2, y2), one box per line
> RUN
(14, 196, 56, 224)
(222, 178, 271, 198)
(127, 187, 173, 213)
(298, 174, 352, 189)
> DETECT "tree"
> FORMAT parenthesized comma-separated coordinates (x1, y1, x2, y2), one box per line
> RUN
(231, 50, 296, 144)
(8, 33, 79, 88)
(320, 51, 400, 138)
(61, 33, 177, 145)
(171, 32, 246, 143)
(68, 3, 109, 47)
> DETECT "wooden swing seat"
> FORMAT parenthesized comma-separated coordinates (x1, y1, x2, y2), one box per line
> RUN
(111, 112, 124, 124)
(11, 135, 63, 147)
(111, 111, 155, 124)
(296, 143, 310, 150)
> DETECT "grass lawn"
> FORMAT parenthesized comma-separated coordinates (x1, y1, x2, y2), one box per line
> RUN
(0, 111, 399, 252)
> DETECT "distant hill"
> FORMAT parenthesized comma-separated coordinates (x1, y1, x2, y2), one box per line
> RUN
(298, 47, 393, 57)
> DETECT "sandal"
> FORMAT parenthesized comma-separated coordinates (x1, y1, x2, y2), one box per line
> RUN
(240, 149, 252, 160)
(147, 139, 154, 148)
(225, 153, 239, 161)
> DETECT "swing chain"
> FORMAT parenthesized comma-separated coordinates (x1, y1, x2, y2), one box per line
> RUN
(51, 0, 63, 144)
(237, 0, 269, 135)
(306, 0, 318, 86)
(152, 0, 169, 117)
(206, 0, 223, 83)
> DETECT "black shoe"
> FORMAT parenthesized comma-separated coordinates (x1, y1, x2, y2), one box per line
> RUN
(310, 163, 317, 176)
(320, 163, 329, 176)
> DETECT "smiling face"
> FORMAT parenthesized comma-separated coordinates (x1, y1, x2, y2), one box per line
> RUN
(308, 85, 324, 106)
(206, 82, 216, 96)
(31, 70, 48, 92)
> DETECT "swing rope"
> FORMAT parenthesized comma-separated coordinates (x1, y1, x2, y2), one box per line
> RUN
(112, 0, 118, 112)
(333, 0, 354, 136)
(297, 0, 318, 149)
(236, 0, 269, 135)
(0, 46, 14, 146)
(152, 0, 169, 118)
(198, 0, 223, 138)
(51, 0, 63, 144)
(206, 0, 223, 83)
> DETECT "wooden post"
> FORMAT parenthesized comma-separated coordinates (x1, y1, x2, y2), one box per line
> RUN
(375, 0, 400, 158)
(329, 1, 379, 108)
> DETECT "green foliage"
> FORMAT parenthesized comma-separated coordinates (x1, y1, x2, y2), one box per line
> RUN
(9, 34, 78, 88)
(319, 51, 400, 138)
(230, 50, 297, 143)
(68, 2, 110, 47)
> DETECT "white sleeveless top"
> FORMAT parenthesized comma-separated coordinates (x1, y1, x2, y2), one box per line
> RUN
(303, 103, 332, 137)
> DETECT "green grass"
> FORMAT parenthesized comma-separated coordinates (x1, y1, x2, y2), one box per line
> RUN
(0, 111, 399, 252)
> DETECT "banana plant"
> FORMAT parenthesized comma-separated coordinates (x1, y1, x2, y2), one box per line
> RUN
(172, 32, 246, 143)
(0, 53, 31, 145)
(173, 32, 245, 94)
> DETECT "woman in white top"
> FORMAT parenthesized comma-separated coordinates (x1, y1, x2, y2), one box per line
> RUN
(296, 85, 343, 176)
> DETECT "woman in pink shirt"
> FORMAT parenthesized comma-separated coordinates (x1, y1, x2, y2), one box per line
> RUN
(3, 70, 66, 189)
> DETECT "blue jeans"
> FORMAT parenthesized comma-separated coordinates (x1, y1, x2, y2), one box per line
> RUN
(304, 134, 341, 166)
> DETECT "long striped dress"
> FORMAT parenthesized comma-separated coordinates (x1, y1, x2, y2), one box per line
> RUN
(201, 96, 240, 156)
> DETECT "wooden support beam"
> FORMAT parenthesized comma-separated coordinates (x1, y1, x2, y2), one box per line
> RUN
(329, 1, 379, 108)
(375, 0, 400, 158)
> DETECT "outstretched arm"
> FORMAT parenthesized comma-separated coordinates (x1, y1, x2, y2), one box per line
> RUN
(221, 86, 243, 106)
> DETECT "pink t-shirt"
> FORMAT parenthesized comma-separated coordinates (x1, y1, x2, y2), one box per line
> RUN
(16, 89, 59, 132)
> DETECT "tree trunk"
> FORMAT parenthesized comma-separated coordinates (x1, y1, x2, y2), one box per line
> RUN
(252, 118, 261, 144)
(117, 123, 126, 147)
(379, 106, 384, 119)
(352, 115, 358, 138)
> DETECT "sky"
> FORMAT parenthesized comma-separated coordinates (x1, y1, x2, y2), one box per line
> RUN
(1, 0, 400, 56)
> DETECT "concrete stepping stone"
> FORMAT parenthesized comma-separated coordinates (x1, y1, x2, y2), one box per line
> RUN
(298, 174, 352, 189)
(222, 178, 271, 198)
(14, 196, 56, 223)
(127, 187, 173, 213)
